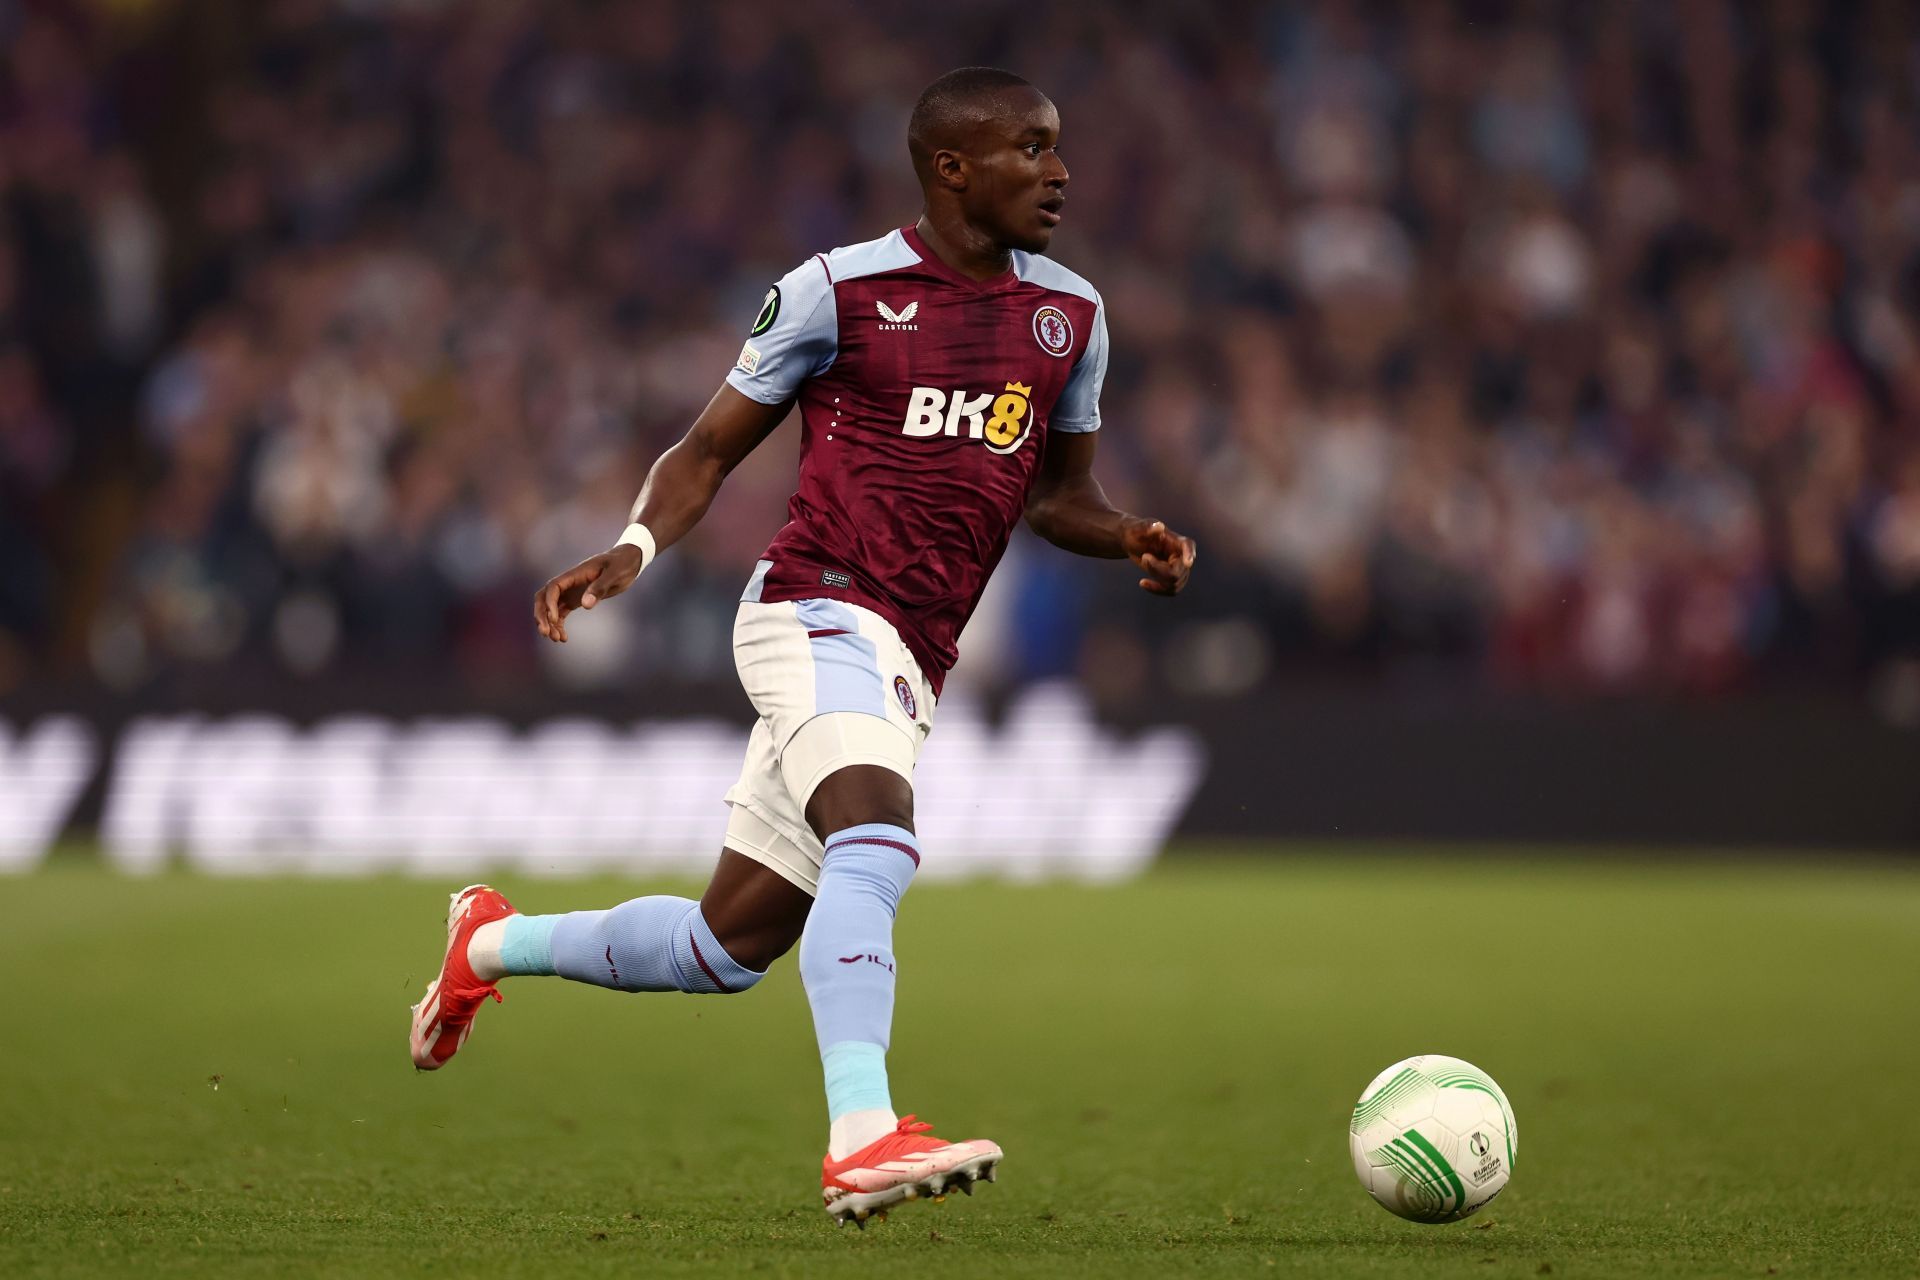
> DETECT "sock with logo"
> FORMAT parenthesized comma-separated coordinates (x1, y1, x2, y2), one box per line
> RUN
(470, 899, 763, 994)
(798, 823, 920, 1159)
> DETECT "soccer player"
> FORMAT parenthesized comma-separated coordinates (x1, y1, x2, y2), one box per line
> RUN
(410, 66, 1196, 1225)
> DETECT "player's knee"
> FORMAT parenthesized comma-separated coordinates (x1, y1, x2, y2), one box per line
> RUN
(682, 905, 770, 995)
(696, 852, 812, 978)
(708, 921, 800, 977)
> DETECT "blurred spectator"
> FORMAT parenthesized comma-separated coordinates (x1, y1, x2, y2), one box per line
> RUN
(5, 0, 1920, 713)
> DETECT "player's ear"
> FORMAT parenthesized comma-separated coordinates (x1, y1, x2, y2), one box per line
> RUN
(931, 147, 968, 192)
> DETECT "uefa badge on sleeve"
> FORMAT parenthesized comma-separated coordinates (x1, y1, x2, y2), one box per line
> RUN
(751, 286, 780, 336)
(1032, 304, 1073, 357)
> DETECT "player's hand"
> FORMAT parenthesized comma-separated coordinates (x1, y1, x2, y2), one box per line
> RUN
(533, 545, 644, 643)
(1122, 518, 1197, 596)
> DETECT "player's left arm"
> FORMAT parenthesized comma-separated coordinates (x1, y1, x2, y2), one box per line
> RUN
(1024, 430, 1197, 596)
(1023, 294, 1195, 595)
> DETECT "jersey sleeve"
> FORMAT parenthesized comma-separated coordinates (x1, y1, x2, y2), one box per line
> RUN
(1049, 299, 1108, 433)
(725, 258, 839, 404)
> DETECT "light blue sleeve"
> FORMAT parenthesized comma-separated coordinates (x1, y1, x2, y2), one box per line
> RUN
(1050, 301, 1107, 433)
(725, 258, 839, 404)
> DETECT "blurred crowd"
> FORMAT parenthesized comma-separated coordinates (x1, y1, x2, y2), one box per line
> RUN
(5, 0, 1920, 713)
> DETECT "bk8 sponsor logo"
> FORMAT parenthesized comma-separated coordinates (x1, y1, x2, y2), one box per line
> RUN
(901, 382, 1033, 454)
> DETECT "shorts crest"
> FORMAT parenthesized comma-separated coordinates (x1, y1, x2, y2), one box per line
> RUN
(893, 675, 918, 718)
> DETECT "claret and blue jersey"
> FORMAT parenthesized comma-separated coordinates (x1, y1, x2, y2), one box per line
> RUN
(725, 224, 1109, 693)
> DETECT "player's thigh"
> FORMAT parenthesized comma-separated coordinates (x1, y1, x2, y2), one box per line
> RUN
(779, 710, 917, 838)
(721, 723, 914, 896)
(803, 762, 914, 841)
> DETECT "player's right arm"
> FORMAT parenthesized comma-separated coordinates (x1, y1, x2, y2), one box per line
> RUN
(533, 386, 788, 643)
(535, 258, 839, 643)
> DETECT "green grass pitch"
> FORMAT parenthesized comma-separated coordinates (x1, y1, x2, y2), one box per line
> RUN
(2, 850, 1917, 1278)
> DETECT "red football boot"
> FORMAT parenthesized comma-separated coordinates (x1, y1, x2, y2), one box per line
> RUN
(821, 1115, 1004, 1226)
(408, 884, 516, 1070)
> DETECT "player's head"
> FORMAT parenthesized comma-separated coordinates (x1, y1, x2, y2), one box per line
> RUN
(908, 67, 1068, 254)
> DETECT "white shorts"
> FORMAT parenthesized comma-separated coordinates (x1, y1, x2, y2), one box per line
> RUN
(722, 598, 935, 895)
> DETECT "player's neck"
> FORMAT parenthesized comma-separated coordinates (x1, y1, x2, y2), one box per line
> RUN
(913, 214, 1013, 282)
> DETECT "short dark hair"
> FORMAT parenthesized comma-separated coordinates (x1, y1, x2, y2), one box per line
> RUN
(908, 66, 1035, 167)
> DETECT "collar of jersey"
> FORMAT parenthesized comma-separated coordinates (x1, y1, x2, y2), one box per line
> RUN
(900, 224, 1022, 294)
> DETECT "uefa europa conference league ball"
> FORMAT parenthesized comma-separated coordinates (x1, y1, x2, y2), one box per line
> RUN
(1350, 1055, 1517, 1223)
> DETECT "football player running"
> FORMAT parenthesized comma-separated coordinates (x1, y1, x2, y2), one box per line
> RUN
(411, 66, 1196, 1226)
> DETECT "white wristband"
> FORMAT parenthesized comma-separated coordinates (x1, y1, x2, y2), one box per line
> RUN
(616, 522, 657, 572)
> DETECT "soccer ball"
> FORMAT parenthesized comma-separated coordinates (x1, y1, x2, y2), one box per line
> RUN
(1349, 1054, 1516, 1223)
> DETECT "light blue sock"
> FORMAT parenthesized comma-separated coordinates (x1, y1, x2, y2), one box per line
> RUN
(822, 1041, 892, 1117)
(499, 915, 557, 975)
(798, 824, 920, 1121)
(543, 896, 765, 994)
